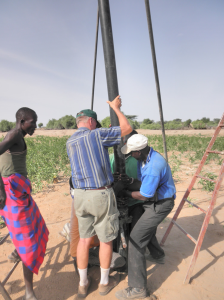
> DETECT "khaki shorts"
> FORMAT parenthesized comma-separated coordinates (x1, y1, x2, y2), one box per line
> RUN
(70, 199, 100, 258)
(73, 187, 119, 243)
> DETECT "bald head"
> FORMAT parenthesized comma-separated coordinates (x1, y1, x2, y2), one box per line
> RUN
(16, 107, 37, 122)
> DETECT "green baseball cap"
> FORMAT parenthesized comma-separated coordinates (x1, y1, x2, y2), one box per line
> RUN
(76, 109, 102, 128)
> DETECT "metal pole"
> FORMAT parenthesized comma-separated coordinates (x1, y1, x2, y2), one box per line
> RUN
(91, 8, 99, 110)
(144, 0, 168, 161)
(98, 0, 125, 174)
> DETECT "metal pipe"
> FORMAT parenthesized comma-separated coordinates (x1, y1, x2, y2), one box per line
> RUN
(98, 0, 125, 174)
(144, 0, 168, 161)
(91, 8, 99, 110)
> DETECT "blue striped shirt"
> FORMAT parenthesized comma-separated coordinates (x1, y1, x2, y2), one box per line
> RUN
(66, 126, 121, 189)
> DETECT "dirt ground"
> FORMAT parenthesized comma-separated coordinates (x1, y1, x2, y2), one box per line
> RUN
(0, 129, 224, 300)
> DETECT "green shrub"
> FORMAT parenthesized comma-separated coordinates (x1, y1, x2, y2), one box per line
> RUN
(101, 116, 111, 128)
(0, 120, 15, 132)
(140, 123, 161, 130)
(38, 123, 43, 128)
(128, 119, 140, 129)
(46, 116, 76, 130)
(191, 121, 206, 129)
(59, 115, 76, 129)
(142, 118, 154, 125)
(183, 119, 192, 127)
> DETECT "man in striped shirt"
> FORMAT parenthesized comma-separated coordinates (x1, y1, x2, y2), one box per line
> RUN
(66, 95, 132, 298)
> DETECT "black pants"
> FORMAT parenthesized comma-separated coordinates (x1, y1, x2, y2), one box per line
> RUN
(129, 204, 165, 259)
(128, 198, 174, 289)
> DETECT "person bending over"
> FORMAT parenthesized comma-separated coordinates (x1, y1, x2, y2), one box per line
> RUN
(0, 107, 49, 300)
(110, 130, 166, 264)
(115, 134, 176, 300)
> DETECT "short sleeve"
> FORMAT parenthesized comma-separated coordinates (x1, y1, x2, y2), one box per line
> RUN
(140, 174, 160, 198)
(97, 127, 121, 147)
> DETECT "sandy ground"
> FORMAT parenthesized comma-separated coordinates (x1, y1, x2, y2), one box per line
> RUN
(0, 129, 224, 300)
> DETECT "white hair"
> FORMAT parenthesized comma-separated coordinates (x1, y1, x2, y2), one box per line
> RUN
(76, 116, 90, 127)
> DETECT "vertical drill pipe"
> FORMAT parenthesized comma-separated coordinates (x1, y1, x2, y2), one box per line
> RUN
(144, 0, 168, 161)
(91, 8, 99, 110)
(98, 0, 125, 173)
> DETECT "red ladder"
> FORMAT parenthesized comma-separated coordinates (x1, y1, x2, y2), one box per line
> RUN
(160, 113, 224, 284)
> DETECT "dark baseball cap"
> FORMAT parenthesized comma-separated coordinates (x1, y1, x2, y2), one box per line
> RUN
(76, 109, 102, 128)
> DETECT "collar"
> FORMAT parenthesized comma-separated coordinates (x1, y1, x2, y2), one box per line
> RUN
(125, 154, 131, 160)
(142, 147, 153, 168)
(77, 127, 90, 131)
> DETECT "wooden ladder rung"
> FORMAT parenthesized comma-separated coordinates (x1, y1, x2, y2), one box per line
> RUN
(197, 175, 216, 183)
(172, 220, 197, 244)
(184, 198, 207, 214)
(207, 150, 224, 155)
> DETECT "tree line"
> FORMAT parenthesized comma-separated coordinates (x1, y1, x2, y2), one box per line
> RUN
(0, 116, 220, 132)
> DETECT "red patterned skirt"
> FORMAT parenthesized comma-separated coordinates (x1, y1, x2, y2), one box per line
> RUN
(0, 173, 49, 274)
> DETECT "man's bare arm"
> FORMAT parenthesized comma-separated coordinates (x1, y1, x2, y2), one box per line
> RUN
(107, 96, 132, 137)
(0, 130, 20, 155)
(0, 173, 6, 209)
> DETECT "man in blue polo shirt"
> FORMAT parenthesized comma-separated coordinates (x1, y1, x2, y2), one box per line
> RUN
(66, 95, 132, 298)
(115, 134, 176, 300)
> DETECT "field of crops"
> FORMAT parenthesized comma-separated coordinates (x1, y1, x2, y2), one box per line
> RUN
(0, 134, 223, 193)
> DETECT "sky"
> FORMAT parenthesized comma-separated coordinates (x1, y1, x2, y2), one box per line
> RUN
(0, 0, 223, 125)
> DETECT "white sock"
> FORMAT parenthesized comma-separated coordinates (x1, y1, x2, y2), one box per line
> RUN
(100, 267, 110, 285)
(78, 268, 88, 286)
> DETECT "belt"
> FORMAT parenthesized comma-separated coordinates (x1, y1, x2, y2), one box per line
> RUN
(87, 185, 112, 191)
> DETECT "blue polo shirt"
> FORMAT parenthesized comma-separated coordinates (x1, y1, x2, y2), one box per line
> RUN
(137, 147, 176, 200)
(66, 126, 121, 189)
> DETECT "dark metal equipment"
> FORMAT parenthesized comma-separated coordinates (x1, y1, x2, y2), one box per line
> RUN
(98, 0, 130, 257)
(144, 0, 168, 161)
(91, 7, 99, 111)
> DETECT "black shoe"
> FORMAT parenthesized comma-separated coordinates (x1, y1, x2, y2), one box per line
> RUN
(146, 254, 165, 264)
(115, 287, 147, 299)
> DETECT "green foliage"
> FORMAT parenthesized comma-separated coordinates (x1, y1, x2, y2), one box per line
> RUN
(0, 120, 15, 132)
(142, 118, 154, 125)
(187, 197, 195, 207)
(183, 119, 192, 127)
(145, 134, 224, 159)
(25, 136, 71, 192)
(0, 216, 5, 228)
(200, 117, 210, 123)
(125, 115, 138, 121)
(38, 123, 43, 128)
(173, 118, 182, 122)
(198, 172, 217, 192)
(140, 123, 161, 130)
(46, 115, 76, 130)
(169, 152, 182, 176)
(46, 119, 57, 129)
(165, 121, 184, 130)
(213, 118, 220, 124)
(128, 119, 140, 129)
(191, 121, 206, 129)
(59, 115, 76, 129)
(101, 116, 111, 128)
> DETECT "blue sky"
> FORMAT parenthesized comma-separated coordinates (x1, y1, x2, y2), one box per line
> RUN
(0, 0, 223, 125)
